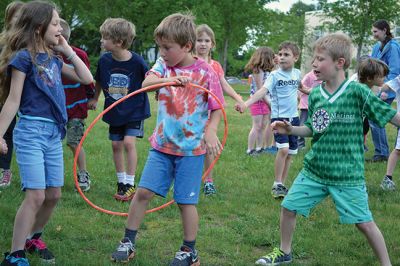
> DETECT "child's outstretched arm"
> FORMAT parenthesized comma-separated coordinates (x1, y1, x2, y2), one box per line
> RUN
(204, 109, 223, 156)
(0, 69, 25, 154)
(142, 73, 190, 90)
(87, 81, 102, 110)
(55, 36, 93, 85)
(271, 120, 312, 137)
(235, 85, 267, 113)
(220, 77, 245, 109)
(390, 113, 400, 127)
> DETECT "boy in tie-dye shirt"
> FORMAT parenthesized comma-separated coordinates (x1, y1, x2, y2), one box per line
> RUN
(111, 13, 224, 265)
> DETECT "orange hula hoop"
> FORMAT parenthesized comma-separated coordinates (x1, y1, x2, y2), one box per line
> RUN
(73, 82, 228, 216)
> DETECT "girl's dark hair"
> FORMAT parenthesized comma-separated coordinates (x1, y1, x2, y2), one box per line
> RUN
(0, 1, 57, 103)
(373, 19, 393, 50)
(358, 58, 389, 84)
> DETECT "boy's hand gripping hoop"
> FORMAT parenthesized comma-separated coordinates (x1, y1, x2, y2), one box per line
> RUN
(73, 82, 228, 216)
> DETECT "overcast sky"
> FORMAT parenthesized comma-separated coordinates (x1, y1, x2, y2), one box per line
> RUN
(265, 0, 318, 12)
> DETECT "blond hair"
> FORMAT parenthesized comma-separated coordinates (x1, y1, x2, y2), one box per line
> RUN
(245, 46, 275, 73)
(100, 18, 136, 49)
(60, 18, 70, 41)
(0, 1, 24, 47)
(358, 58, 389, 84)
(196, 24, 215, 58)
(154, 13, 196, 52)
(313, 33, 353, 69)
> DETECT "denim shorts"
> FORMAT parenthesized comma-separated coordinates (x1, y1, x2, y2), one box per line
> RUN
(13, 119, 64, 190)
(66, 118, 85, 146)
(138, 149, 205, 204)
(282, 172, 373, 224)
(109, 120, 144, 141)
(272, 117, 300, 155)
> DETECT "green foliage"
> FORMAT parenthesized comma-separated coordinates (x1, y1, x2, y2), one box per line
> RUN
(321, 0, 400, 58)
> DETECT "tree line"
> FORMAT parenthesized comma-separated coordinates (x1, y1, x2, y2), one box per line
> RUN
(1, 0, 399, 76)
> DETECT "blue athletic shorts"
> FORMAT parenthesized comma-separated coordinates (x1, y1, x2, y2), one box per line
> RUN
(272, 117, 299, 155)
(13, 119, 64, 190)
(138, 149, 205, 204)
(282, 172, 373, 224)
(109, 120, 144, 141)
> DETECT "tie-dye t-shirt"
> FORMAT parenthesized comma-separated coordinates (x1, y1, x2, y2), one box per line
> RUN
(148, 57, 224, 156)
(210, 60, 224, 78)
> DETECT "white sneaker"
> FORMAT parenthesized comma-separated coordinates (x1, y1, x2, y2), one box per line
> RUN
(380, 176, 395, 191)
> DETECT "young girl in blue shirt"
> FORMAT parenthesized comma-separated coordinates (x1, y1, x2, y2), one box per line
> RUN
(0, 1, 92, 265)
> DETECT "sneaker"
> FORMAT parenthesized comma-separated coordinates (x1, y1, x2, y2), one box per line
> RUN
(365, 155, 388, 163)
(204, 181, 217, 195)
(76, 170, 91, 192)
(380, 176, 396, 191)
(271, 184, 288, 199)
(263, 146, 278, 155)
(170, 246, 200, 266)
(247, 149, 260, 156)
(0, 169, 12, 187)
(0, 253, 29, 266)
(25, 238, 55, 264)
(114, 184, 136, 202)
(255, 247, 292, 265)
(110, 237, 135, 263)
(113, 182, 126, 199)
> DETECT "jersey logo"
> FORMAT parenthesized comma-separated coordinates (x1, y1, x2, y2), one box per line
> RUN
(312, 108, 330, 132)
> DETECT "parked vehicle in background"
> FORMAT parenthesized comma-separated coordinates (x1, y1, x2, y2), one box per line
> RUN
(226, 76, 243, 85)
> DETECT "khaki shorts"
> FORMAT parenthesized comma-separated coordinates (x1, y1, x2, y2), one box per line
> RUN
(66, 118, 85, 146)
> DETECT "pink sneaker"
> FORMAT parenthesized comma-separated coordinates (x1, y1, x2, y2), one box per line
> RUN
(25, 238, 55, 263)
(0, 169, 12, 187)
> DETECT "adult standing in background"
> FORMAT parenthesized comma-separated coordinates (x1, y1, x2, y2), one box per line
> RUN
(368, 19, 400, 162)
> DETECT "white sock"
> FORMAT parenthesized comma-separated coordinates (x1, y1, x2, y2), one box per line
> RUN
(273, 181, 282, 186)
(125, 174, 135, 186)
(117, 172, 126, 183)
(246, 149, 252, 153)
(256, 147, 262, 151)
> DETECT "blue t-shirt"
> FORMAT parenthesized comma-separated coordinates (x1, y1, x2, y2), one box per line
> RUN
(264, 68, 301, 118)
(9, 50, 67, 130)
(95, 52, 151, 126)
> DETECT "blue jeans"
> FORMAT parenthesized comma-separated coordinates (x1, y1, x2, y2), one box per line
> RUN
(368, 98, 393, 158)
(13, 119, 64, 190)
(298, 109, 308, 147)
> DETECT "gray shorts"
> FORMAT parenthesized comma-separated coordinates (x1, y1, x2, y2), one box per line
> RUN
(66, 118, 85, 146)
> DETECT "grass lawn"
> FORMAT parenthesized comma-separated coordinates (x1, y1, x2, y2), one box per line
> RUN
(0, 85, 399, 265)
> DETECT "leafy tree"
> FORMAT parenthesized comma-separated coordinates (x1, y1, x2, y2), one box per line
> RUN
(252, 1, 315, 69)
(321, 0, 400, 59)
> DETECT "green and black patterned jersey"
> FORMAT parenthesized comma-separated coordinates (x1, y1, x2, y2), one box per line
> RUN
(302, 80, 396, 186)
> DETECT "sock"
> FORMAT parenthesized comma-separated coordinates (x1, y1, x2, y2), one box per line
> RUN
(10, 250, 26, 258)
(386, 175, 393, 180)
(124, 228, 137, 243)
(246, 149, 252, 153)
(27, 231, 42, 240)
(31, 232, 42, 240)
(255, 147, 262, 151)
(273, 181, 282, 186)
(183, 239, 196, 251)
(117, 172, 126, 183)
(125, 174, 135, 186)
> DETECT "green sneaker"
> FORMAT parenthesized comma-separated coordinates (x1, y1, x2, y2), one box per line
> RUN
(255, 247, 292, 265)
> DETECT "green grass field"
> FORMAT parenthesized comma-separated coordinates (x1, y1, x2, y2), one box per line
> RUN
(0, 87, 399, 265)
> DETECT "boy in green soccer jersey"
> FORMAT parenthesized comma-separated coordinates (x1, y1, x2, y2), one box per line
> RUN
(255, 33, 399, 266)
